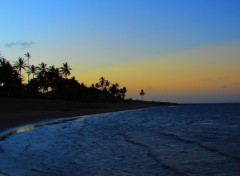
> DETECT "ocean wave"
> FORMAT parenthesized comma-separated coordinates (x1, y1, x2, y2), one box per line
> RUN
(118, 132, 186, 175)
(0, 104, 240, 175)
(159, 131, 240, 161)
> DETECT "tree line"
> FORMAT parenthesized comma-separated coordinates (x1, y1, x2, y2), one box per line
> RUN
(0, 52, 127, 102)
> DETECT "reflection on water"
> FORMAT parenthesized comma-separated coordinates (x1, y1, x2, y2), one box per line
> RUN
(0, 104, 240, 176)
(0, 116, 86, 141)
(16, 125, 37, 134)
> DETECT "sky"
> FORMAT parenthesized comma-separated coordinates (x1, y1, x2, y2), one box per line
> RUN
(0, 0, 240, 103)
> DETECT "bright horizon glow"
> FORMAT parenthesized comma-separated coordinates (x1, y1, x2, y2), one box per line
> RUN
(1, 0, 240, 103)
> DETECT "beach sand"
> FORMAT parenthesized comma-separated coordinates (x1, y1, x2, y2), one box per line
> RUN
(0, 98, 174, 132)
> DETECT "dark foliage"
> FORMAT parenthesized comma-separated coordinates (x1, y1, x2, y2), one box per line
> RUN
(0, 52, 127, 101)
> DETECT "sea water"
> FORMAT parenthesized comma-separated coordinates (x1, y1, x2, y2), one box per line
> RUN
(0, 104, 240, 176)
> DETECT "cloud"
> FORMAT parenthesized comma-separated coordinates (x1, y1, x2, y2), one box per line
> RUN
(5, 40, 34, 48)
(220, 84, 228, 89)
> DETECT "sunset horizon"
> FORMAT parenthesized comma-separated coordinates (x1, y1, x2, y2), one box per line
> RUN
(1, 0, 240, 103)
(1, 1, 240, 175)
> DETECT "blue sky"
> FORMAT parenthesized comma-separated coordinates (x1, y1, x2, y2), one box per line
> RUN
(1, 0, 240, 102)
(2, 0, 239, 52)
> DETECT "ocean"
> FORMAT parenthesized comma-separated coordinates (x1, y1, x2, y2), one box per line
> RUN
(0, 104, 240, 176)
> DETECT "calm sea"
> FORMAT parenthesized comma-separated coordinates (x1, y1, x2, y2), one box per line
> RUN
(0, 103, 240, 176)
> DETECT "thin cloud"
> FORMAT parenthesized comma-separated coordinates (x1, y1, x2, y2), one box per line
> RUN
(5, 40, 34, 48)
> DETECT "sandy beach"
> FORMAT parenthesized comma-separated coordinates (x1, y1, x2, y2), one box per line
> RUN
(0, 98, 175, 132)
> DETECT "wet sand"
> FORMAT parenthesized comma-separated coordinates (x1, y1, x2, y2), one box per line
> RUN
(0, 98, 175, 132)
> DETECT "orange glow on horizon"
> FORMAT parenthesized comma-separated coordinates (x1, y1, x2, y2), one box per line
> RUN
(72, 43, 240, 101)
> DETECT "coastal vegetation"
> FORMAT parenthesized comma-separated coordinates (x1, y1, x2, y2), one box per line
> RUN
(0, 52, 127, 102)
(140, 89, 145, 100)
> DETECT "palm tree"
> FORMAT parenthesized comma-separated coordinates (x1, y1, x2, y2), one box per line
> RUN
(49, 65, 56, 73)
(48, 65, 56, 80)
(13, 57, 27, 80)
(105, 80, 110, 90)
(60, 62, 72, 78)
(54, 68, 61, 79)
(119, 87, 127, 100)
(99, 76, 105, 90)
(47, 65, 62, 91)
(37, 62, 48, 92)
(47, 65, 56, 91)
(25, 52, 31, 82)
(95, 83, 99, 89)
(0, 58, 12, 85)
(25, 52, 31, 64)
(109, 83, 119, 97)
(37, 62, 48, 76)
(140, 89, 145, 101)
(27, 65, 37, 79)
(48, 66, 61, 79)
(1, 57, 22, 96)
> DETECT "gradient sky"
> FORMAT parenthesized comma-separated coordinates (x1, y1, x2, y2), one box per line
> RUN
(1, 0, 240, 103)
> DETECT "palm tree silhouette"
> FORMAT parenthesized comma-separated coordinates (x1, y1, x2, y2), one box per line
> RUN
(0, 58, 13, 85)
(95, 83, 99, 89)
(37, 62, 48, 92)
(48, 66, 61, 82)
(27, 65, 37, 79)
(1, 57, 22, 95)
(37, 62, 48, 76)
(105, 80, 110, 90)
(55, 68, 61, 78)
(25, 52, 31, 82)
(99, 77, 105, 89)
(120, 87, 127, 100)
(1, 51, 132, 101)
(47, 65, 57, 91)
(48, 65, 57, 80)
(48, 65, 60, 77)
(13, 57, 27, 80)
(60, 62, 72, 78)
(140, 89, 145, 101)
(109, 83, 119, 97)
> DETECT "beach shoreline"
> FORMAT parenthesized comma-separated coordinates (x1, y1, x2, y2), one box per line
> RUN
(0, 98, 176, 132)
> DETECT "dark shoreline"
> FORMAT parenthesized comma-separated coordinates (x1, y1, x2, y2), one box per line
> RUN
(0, 98, 177, 132)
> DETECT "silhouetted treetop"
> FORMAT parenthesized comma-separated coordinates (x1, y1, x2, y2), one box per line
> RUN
(60, 62, 72, 78)
(0, 52, 128, 101)
(140, 89, 145, 100)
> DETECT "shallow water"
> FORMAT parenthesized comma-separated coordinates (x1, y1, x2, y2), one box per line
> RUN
(0, 104, 240, 176)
